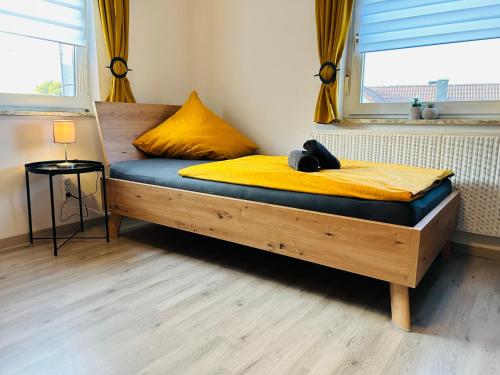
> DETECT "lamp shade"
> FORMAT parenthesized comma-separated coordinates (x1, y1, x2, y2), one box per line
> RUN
(53, 121, 76, 144)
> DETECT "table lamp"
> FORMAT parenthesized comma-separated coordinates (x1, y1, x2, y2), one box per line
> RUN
(53, 120, 76, 168)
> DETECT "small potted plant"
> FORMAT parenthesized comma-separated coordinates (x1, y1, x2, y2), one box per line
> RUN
(422, 103, 440, 119)
(409, 98, 422, 120)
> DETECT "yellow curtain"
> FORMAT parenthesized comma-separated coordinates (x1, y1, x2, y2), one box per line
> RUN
(314, 0, 354, 123)
(97, 0, 135, 103)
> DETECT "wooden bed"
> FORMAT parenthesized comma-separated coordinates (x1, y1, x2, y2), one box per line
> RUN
(95, 101, 460, 331)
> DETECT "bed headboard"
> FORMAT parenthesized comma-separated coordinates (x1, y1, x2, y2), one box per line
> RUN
(94, 101, 181, 167)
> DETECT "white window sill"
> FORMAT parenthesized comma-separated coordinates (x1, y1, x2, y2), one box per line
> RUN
(340, 118, 500, 126)
(0, 109, 94, 117)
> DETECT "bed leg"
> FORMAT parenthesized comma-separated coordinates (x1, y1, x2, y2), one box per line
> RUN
(441, 241, 452, 260)
(390, 283, 411, 331)
(108, 213, 123, 239)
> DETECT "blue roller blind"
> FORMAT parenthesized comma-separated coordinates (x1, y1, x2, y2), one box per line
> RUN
(0, 0, 86, 47)
(358, 0, 500, 53)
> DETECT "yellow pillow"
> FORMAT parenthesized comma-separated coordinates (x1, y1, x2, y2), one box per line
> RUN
(132, 91, 258, 160)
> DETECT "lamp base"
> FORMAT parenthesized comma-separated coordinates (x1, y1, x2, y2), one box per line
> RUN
(56, 162, 77, 169)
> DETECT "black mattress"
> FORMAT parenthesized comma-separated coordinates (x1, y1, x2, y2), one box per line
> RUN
(110, 158, 452, 226)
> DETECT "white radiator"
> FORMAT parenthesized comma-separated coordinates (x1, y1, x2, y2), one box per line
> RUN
(311, 131, 500, 236)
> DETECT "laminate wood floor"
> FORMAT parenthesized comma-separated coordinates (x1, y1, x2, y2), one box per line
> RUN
(1, 220, 499, 375)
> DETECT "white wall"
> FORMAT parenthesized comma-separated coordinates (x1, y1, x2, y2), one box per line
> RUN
(128, 0, 193, 105)
(190, 0, 319, 155)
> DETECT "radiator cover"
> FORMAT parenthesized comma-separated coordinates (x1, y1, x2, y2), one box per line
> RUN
(311, 132, 500, 236)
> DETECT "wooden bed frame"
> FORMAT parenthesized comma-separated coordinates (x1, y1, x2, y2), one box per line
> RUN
(95, 101, 460, 331)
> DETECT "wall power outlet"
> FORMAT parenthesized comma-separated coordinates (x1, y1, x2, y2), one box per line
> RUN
(62, 177, 72, 200)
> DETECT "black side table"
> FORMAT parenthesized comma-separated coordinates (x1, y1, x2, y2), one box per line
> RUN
(25, 160, 109, 256)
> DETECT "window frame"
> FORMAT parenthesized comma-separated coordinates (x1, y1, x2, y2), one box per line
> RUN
(0, 1, 90, 113)
(343, 0, 500, 119)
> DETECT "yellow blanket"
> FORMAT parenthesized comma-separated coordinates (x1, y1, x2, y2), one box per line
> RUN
(178, 156, 453, 202)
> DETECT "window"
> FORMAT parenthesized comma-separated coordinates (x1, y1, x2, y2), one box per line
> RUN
(0, 0, 89, 112)
(362, 39, 500, 104)
(344, 0, 500, 118)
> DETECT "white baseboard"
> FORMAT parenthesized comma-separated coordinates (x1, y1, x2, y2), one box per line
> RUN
(451, 231, 500, 260)
(0, 217, 104, 251)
